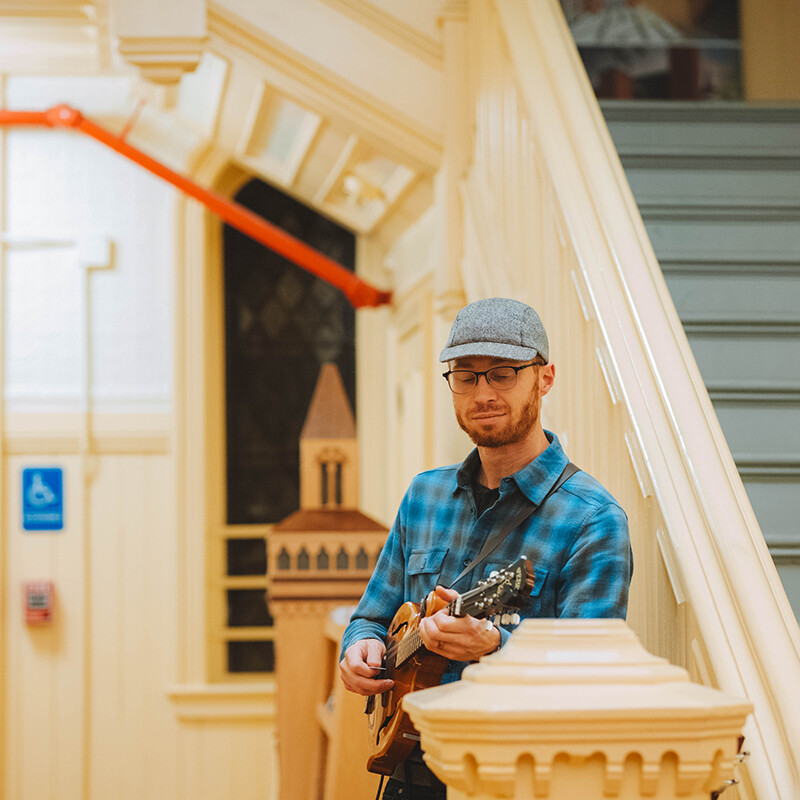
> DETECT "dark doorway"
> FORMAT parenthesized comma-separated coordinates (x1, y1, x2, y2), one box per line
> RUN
(224, 179, 356, 524)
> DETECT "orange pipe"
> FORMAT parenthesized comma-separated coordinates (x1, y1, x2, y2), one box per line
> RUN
(0, 105, 392, 309)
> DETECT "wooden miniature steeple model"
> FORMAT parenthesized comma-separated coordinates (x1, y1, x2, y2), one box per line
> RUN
(299, 361, 358, 510)
(267, 363, 388, 800)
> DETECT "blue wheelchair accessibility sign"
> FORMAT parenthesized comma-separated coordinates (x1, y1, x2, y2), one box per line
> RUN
(22, 468, 64, 531)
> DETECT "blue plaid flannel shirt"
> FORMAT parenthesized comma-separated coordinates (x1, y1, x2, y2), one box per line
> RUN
(341, 431, 632, 683)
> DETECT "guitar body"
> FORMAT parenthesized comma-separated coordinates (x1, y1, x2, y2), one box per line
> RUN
(366, 599, 448, 775)
(363, 557, 534, 776)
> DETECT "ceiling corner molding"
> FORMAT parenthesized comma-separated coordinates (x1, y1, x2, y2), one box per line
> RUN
(0, 1, 102, 72)
(207, 2, 442, 172)
(208, 2, 443, 171)
(0, 1, 94, 20)
(113, 0, 206, 85)
(116, 35, 207, 85)
(316, 0, 442, 69)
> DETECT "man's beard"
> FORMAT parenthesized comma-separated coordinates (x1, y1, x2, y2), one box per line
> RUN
(455, 391, 540, 448)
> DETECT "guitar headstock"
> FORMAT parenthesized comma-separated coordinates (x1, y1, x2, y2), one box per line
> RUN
(455, 556, 534, 620)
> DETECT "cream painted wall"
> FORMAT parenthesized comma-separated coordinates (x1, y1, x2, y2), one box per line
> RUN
(2, 452, 183, 800)
(741, 0, 800, 102)
(0, 71, 278, 800)
(4, 77, 174, 415)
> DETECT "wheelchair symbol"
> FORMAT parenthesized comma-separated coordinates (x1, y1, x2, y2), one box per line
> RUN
(27, 472, 57, 508)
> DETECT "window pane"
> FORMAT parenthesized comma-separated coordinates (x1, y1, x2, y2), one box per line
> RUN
(227, 589, 274, 627)
(226, 538, 267, 576)
(228, 641, 275, 673)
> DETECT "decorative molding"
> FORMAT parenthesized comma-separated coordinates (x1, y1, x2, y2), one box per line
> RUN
(656, 528, 687, 607)
(237, 81, 323, 188)
(0, 17, 101, 73)
(167, 682, 277, 722)
(2, 413, 172, 455)
(316, 0, 443, 69)
(313, 134, 362, 207)
(595, 344, 620, 406)
(690, 636, 716, 688)
(438, 0, 468, 21)
(0, 2, 94, 20)
(624, 430, 654, 499)
(569, 269, 593, 323)
(116, 36, 207, 85)
(207, 3, 442, 171)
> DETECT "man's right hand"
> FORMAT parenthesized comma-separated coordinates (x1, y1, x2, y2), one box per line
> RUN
(339, 638, 394, 696)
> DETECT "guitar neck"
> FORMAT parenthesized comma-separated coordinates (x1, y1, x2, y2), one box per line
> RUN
(395, 597, 482, 667)
(392, 558, 531, 668)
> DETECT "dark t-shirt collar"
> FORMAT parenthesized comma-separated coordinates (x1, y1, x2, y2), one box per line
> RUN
(455, 430, 569, 506)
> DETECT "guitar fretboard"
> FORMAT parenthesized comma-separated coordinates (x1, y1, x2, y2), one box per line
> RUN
(396, 627, 423, 666)
(395, 600, 466, 667)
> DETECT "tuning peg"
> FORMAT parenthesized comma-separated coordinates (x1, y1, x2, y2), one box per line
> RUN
(511, 613, 520, 625)
(489, 570, 499, 579)
(493, 614, 501, 626)
(500, 613, 510, 624)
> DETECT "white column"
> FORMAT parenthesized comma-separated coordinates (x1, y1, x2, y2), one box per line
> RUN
(434, 0, 471, 467)
(405, 619, 751, 800)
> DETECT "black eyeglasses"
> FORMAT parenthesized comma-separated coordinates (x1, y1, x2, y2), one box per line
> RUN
(442, 362, 543, 394)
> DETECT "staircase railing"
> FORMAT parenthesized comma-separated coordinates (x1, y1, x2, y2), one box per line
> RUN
(459, 1, 800, 796)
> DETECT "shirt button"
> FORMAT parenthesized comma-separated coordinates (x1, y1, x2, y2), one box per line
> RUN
(463, 559, 471, 566)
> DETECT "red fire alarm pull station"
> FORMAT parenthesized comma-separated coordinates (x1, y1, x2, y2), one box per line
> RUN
(23, 581, 54, 625)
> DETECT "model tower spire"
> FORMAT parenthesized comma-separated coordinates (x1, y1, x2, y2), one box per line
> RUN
(299, 362, 358, 509)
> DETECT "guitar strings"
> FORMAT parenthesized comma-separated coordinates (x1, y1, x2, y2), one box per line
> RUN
(380, 573, 513, 663)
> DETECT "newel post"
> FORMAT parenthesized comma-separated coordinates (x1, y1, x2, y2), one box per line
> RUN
(404, 620, 751, 800)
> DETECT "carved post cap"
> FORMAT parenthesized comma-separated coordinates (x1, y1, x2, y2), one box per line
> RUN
(404, 619, 751, 799)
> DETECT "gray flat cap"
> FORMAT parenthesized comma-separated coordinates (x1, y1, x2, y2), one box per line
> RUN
(439, 297, 549, 363)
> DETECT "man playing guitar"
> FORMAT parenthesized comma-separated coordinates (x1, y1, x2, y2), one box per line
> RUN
(340, 297, 633, 799)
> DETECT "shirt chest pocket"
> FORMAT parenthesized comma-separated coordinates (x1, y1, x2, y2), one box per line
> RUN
(407, 548, 449, 599)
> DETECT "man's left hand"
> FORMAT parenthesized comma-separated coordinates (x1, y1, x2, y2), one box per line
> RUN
(418, 585, 501, 661)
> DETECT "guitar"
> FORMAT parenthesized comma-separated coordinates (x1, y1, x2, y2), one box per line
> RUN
(365, 556, 534, 775)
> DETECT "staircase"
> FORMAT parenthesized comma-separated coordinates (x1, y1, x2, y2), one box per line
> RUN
(604, 101, 800, 620)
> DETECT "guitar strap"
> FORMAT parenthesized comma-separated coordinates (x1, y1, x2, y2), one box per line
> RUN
(447, 462, 580, 590)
